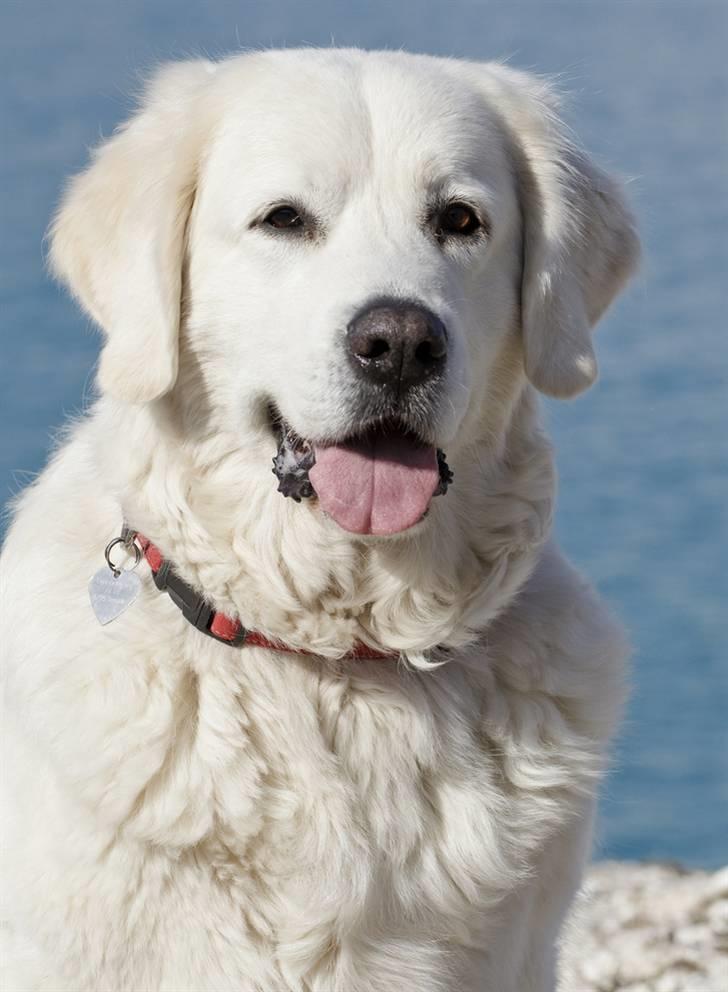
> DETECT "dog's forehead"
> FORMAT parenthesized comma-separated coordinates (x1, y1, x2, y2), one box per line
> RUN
(203, 52, 512, 208)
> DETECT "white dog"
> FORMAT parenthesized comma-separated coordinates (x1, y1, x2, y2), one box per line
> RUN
(0, 49, 638, 991)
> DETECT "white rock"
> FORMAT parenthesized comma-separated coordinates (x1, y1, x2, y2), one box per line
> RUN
(707, 897, 728, 934)
(559, 861, 728, 992)
(579, 948, 619, 987)
(674, 922, 711, 945)
(706, 865, 728, 901)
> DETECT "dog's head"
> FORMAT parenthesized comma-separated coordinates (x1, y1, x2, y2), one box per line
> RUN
(50, 50, 638, 542)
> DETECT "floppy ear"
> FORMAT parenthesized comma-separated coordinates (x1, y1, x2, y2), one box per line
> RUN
(49, 61, 215, 404)
(472, 64, 640, 398)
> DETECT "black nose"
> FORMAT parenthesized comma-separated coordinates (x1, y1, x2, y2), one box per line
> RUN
(346, 300, 448, 391)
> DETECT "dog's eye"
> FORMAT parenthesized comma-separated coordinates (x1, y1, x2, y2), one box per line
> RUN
(264, 206, 304, 230)
(437, 203, 482, 238)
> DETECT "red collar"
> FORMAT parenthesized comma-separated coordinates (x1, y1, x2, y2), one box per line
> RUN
(133, 532, 397, 661)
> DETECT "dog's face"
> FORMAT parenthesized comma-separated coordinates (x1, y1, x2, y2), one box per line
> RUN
(188, 55, 518, 446)
(50, 50, 638, 539)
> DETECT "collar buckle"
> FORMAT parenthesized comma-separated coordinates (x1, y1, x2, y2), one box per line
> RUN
(152, 558, 246, 645)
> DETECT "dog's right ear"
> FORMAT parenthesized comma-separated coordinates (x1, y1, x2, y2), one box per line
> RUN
(49, 61, 215, 404)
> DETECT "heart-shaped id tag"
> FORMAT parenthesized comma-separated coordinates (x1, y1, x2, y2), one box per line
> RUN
(89, 567, 141, 625)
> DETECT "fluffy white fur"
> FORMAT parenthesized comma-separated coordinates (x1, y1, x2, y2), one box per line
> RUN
(0, 49, 638, 991)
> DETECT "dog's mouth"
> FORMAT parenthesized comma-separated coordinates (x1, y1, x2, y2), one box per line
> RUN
(268, 405, 453, 536)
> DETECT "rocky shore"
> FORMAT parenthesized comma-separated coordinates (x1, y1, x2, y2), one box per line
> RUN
(560, 861, 728, 991)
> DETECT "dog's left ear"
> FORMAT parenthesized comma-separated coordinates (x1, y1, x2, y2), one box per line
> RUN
(467, 64, 640, 398)
(49, 61, 215, 404)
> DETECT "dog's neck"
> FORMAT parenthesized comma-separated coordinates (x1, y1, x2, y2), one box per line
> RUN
(94, 387, 554, 664)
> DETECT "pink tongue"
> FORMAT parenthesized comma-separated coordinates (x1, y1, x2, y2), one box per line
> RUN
(309, 432, 439, 536)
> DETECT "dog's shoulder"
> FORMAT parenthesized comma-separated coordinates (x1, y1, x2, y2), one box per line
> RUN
(1, 415, 117, 662)
(483, 540, 629, 744)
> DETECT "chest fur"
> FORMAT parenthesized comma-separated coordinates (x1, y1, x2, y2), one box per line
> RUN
(5, 597, 608, 992)
(111, 649, 587, 972)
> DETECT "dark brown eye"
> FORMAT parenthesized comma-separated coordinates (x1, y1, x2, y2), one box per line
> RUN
(438, 202, 481, 237)
(264, 206, 303, 230)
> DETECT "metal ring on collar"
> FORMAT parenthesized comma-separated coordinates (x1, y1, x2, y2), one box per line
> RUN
(104, 536, 142, 577)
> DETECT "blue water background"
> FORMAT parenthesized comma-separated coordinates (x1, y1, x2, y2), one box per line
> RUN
(2, 1, 726, 868)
